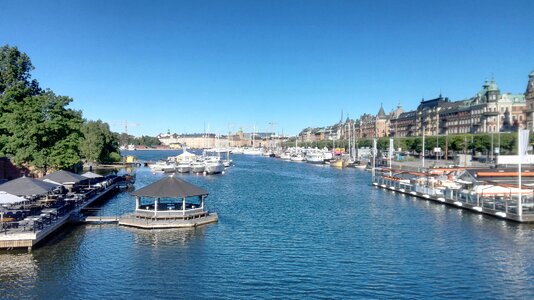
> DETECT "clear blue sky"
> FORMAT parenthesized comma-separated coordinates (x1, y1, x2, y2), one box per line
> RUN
(1, 0, 533, 136)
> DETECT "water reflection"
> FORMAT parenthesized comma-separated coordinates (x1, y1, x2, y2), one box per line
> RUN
(125, 226, 207, 248)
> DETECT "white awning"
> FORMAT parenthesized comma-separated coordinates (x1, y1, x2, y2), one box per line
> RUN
(0, 191, 27, 205)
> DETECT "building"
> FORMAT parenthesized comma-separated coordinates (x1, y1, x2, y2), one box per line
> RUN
(524, 70, 534, 129)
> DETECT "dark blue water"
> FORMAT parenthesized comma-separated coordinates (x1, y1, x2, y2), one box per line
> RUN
(1, 150, 534, 299)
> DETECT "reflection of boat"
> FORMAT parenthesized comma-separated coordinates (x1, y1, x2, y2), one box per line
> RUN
(204, 158, 225, 175)
(354, 164, 367, 169)
(190, 162, 205, 174)
(176, 162, 191, 173)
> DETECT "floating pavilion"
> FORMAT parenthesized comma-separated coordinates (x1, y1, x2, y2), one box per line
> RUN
(119, 176, 218, 229)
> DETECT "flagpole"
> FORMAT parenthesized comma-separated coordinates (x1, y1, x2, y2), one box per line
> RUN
(518, 128, 522, 218)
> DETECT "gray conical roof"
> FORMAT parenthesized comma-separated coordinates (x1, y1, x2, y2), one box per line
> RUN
(377, 104, 386, 118)
(131, 176, 208, 198)
(0, 177, 60, 196)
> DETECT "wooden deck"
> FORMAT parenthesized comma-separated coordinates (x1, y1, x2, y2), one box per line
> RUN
(0, 184, 120, 250)
(119, 213, 218, 229)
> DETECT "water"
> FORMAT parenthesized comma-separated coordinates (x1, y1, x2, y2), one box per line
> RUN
(1, 151, 534, 299)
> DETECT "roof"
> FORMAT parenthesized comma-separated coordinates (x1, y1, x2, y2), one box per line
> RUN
(0, 191, 26, 205)
(41, 170, 87, 185)
(377, 104, 386, 118)
(0, 177, 60, 196)
(131, 176, 208, 198)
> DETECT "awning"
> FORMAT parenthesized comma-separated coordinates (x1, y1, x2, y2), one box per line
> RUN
(0, 191, 26, 205)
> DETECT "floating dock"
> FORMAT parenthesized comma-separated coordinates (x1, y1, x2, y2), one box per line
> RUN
(372, 176, 534, 223)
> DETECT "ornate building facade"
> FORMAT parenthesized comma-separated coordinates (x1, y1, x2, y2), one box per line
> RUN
(298, 70, 532, 142)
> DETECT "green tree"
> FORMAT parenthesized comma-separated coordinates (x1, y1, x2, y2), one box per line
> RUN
(80, 120, 121, 163)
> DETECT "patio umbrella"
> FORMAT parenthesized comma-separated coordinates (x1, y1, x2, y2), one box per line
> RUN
(0, 191, 26, 222)
(0, 176, 60, 196)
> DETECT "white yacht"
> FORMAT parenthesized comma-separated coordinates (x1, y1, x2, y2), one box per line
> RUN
(190, 161, 205, 174)
(306, 151, 325, 164)
(290, 153, 305, 162)
(243, 147, 263, 155)
(176, 162, 191, 173)
(204, 158, 225, 175)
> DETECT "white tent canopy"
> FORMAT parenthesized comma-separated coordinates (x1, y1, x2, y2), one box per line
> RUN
(0, 191, 27, 205)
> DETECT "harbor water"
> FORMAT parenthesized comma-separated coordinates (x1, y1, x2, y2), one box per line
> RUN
(1, 151, 534, 299)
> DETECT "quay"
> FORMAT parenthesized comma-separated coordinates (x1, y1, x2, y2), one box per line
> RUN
(372, 168, 534, 223)
(0, 172, 131, 250)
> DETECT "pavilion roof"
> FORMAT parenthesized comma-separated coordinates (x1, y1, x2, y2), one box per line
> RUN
(131, 176, 208, 198)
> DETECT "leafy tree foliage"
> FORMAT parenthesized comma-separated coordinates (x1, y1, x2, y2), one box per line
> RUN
(0, 45, 120, 173)
(80, 120, 121, 163)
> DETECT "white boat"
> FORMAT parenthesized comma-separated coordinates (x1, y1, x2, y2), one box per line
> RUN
(243, 147, 263, 155)
(161, 163, 176, 173)
(176, 162, 191, 173)
(148, 160, 170, 172)
(279, 151, 291, 160)
(306, 152, 325, 164)
(204, 158, 224, 175)
(190, 161, 205, 174)
(290, 154, 305, 162)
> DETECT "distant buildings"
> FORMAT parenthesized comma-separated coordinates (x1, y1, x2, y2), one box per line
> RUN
(299, 70, 534, 142)
(157, 131, 282, 149)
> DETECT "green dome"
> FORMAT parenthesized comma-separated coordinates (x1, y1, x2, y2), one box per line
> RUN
(488, 80, 499, 91)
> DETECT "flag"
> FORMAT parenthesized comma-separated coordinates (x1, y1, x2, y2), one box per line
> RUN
(519, 129, 530, 163)
(389, 138, 394, 158)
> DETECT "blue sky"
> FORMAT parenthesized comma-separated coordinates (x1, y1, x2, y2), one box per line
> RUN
(1, 0, 533, 136)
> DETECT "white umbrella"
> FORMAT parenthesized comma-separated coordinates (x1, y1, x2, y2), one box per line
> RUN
(0, 191, 26, 222)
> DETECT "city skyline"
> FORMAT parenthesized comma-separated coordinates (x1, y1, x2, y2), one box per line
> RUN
(1, 0, 533, 136)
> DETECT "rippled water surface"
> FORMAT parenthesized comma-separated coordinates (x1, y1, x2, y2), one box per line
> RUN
(1, 151, 534, 299)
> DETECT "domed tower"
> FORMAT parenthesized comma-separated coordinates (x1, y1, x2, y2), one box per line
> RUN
(486, 79, 500, 102)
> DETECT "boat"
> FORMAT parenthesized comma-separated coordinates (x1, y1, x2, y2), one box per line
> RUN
(176, 162, 191, 173)
(330, 159, 347, 168)
(161, 163, 176, 173)
(290, 153, 305, 162)
(280, 152, 291, 160)
(243, 147, 263, 155)
(204, 158, 225, 175)
(148, 160, 171, 172)
(190, 161, 205, 174)
(306, 151, 325, 164)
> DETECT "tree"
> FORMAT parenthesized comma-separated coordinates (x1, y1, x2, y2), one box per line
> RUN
(80, 120, 121, 163)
